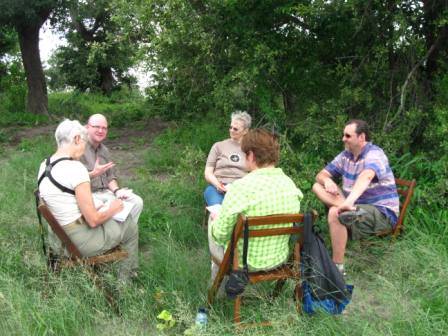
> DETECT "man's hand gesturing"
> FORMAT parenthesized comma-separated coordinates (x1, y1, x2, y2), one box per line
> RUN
(90, 158, 115, 178)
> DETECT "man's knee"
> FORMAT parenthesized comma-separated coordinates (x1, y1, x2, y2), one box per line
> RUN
(131, 193, 143, 211)
(312, 182, 323, 195)
(128, 193, 143, 224)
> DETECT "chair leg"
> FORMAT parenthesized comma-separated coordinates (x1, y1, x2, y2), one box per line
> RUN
(272, 279, 286, 298)
(48, 257, 59, 272)
(84, 266, 121, 315)
(47, 250, 61, 272)
(207, 264, 225, 305)
(294, 282, 303, 313)
(234, 296, 242, 324)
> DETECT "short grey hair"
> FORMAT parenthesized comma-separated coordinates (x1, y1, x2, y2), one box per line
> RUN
(231, 110, 252, 129)
(55, 119, 88, 147)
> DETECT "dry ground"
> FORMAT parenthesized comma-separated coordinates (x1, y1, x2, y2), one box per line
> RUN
(4, 117, 170, 181)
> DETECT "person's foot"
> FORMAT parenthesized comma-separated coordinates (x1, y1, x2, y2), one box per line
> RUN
(338, 207, 368, 225)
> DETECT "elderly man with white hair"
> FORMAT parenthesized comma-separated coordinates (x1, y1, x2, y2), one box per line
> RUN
(80, 114, 143, 227)
(37, 119, 139, 280)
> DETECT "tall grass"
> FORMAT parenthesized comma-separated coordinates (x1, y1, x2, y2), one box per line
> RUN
(0, 118, 447, 335)
(0, 91, 149, 130)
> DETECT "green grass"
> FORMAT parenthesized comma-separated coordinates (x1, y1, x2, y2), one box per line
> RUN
(0, 90, 150, 130)
(0, 119, 447, 335)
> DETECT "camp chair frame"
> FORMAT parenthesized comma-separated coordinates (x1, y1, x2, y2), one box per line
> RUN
(35, 190, 128, 312)
(207, 213, 312, 328)
(35, 190, 128, 270)
(377, 178, 416, 238)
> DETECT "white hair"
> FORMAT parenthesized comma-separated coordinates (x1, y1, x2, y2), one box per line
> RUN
(231, 110, 252, 129)
(54, 119, 88, 147)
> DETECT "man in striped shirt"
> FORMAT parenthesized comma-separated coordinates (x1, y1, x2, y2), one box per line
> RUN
(312, 119, 399, 274)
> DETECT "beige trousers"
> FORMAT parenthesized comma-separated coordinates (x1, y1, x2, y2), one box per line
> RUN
(49, 216, 138, 279)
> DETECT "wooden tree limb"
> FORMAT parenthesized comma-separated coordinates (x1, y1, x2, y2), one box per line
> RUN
(69, 5, 106, 42)
(383, 40, 437, 131)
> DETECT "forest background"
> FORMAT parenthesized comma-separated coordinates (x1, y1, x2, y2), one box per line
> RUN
(0, 1, 447, 335)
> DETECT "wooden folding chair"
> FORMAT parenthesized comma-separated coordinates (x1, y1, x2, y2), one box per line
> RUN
(35, 190, 128, 270)
(377, 178, 416, 237)
(207, 213, 312, 328)
(35, 190, 128, 311)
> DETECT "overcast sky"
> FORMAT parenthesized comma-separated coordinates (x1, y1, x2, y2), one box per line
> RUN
(39, 23, 66, 67)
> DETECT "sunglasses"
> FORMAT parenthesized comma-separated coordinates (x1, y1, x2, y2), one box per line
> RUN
(343, 133, 352, 138)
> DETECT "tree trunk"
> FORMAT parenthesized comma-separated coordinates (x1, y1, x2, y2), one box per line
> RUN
(99, 66, 114, 94)
(18, 24, 48, 115)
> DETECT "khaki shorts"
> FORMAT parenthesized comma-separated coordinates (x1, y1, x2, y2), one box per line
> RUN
(340, 204, 392, 240)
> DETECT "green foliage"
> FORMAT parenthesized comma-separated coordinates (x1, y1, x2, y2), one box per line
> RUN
(0, 26, 17, 56)
(48, 90, 148, 125)
(0, 30, 27, 120)
(47, 0, 140, 93)
(0, 0, 58, 27)
(0, 57, 27, 117)
(1, 90, 149, 128)
(119, 0, 448, 160)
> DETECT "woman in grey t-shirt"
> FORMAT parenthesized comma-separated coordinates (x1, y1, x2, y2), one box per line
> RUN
(204, 111, 252, 206)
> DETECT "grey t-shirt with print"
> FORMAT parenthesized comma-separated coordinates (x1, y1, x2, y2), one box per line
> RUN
(205, 138, 247, 184)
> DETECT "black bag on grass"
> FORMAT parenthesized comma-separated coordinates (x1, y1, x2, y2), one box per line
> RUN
(302, 212, 351, 303)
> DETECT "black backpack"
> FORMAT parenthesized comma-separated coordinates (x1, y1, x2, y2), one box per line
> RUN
(302, 212, 351, 303)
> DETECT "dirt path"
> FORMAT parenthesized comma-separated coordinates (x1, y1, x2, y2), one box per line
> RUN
(6, 117, 170, 179)
(104, 118, 170, 180)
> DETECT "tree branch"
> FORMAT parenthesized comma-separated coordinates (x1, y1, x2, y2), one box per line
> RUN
(383, 40, 437, 131)
(69, 6, 106, 42)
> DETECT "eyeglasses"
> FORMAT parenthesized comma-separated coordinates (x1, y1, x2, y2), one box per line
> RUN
(229, 126, 241, 132)
(89, 124, 108, 131)
(343, 133, 352, 138)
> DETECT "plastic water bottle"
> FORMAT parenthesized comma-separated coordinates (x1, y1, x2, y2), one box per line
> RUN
(195, 307, 208, 330)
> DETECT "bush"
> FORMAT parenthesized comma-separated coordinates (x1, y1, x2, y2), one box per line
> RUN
(0, 58, 27, 125)
(48, 90, 149, 125)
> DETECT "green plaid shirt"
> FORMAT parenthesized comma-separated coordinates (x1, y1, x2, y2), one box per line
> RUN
(211, 167, 303, 270)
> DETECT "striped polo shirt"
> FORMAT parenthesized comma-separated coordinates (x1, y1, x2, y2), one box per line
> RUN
(325, 143, 399, 226)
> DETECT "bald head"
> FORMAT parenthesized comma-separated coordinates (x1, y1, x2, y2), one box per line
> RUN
(88, 113, 108, 125)
(86, 114, 109, 147)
